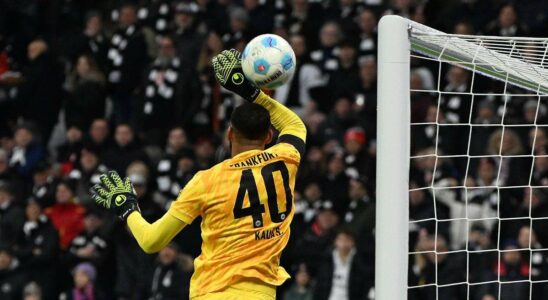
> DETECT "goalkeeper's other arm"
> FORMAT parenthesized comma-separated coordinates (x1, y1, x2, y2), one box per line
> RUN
(90, 171, 186, 254)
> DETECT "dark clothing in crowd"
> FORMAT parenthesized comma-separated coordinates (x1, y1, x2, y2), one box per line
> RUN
(314, 250, 370, 300)
(15, 53, 64, 142)
(0, 258, 27, 300)
(15, 215, 59, 300)
(0, 201, 25, 247)
(102, 141, 149, 176)
(144, 260, 191, 300)
(64, 77, 106, 131)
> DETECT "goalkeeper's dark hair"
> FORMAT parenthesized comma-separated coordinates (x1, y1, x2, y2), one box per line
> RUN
(230, 103, 271, 141)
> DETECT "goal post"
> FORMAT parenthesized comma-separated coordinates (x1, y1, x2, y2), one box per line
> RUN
(376, 14, 548, 300)
(376, 15, 411, 300)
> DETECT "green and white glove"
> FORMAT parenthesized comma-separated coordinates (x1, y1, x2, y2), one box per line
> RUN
(90, 171, 140, 221)
(212, 49, 260, 102)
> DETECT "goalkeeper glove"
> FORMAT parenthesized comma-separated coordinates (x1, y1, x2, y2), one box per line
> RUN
(90, 171, 140, 221)
(212, 49, 260, 102)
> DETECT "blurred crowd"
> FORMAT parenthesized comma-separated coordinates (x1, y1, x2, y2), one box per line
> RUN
(0, 0, 547, 299)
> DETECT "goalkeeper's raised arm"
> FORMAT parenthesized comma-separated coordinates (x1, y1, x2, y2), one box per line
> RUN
(212, 49, 307, 156)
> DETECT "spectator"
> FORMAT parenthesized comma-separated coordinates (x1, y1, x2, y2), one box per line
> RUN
(174, 2, 206, 69)
(283, 263, 314, 300)
(487, 128, 527, 186)
(441, 66, 471, 124)
(44, 180, 86, 249)
(67, 11, 108, 70)
(384, 0, 419, 19)
(84, 119, 112, 157)
(15, 40, 64, 142)
(467, 224, 496, 284)
(409, 234, 465, 300)
(311, 21, 343, 73)
(60, 262, 104, 300)
(293, 200, 340, 275)
(15, 199, 59, 300)
(0, 148, 23, 201)
(197, 32, 224, 73)
(327, 40, 360, 101)
(529, 127, 548, 155)
(314, 229, 369, 300)
(144, 243, 191, 300)
(295, 181, 324, 226)
(344, 176, 375, 264)
(30, 161, 57, 208)
(244, 0, 274, 37)
(0, 246, 27, 300)
(222, 7, 250, 50)
(485, 4, 528, 37)
(67, 207, 109, 267)
(470, 100, 499, 155)
(127, 161, 165, 221)
(63, 55, 106, 131)
(453, 20, 475, 35)
(194, 138, 215, 170)
(102, 123, 149, 175)
(137, 0, 175, 37)
(355, 59, 378, 135)
(56, 126, 84, 173)
(156, 127, 193, 200)
(273, 34, 324, 115)
(480, 240, 530, 300)
(356, 9, 377, 62)
(285, 0, 324, 49)
(68, 146, 108, 204)
(107, 3, 150, 123)
(520, 188, 548, 247)
(517, 226, 548, 281)
(409, 181, 435, 237)
(343, 127, 372, 180)
(532, 150, 548, 186)
(318, 97, 356, 142)
(321, 153, 350, 216)
(23, 282, 42, 300)
(136, 36, 185, 144)
(0, 184, 25, 247)
(8, 124, 46, 180)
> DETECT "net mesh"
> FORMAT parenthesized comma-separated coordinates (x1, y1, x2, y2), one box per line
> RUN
(407, 30, 548, 300)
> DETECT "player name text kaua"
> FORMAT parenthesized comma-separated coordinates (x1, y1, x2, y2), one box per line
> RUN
(229, 152, 278, 168)
(255, 226, 284, 240)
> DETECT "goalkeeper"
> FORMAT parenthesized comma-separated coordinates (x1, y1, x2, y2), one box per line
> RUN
(91, 49, 306, 300)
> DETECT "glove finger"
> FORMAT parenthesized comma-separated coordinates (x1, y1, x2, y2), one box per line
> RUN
(211, 56, 219, 69)
(90, 187, 110, 209)
(212, 57, 225, 83)
(124, 177, 136, 195)
(99, 173, 116, 192)
(229, 49, 241, 60)
(219, 54, 229, 67)
(109, 170, 125, 188)
(91, 183, 109, 197)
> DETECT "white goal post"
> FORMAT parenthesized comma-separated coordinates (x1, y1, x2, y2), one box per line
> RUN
(376, 15, 548, 300)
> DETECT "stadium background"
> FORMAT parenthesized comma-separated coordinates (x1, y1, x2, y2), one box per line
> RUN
(0, 0, 547, 299)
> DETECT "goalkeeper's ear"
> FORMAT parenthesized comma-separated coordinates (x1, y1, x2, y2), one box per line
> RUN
(264, 128, 273, 145)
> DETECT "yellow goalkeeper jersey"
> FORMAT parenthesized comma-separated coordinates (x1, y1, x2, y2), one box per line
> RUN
(168, 142, 301, 298)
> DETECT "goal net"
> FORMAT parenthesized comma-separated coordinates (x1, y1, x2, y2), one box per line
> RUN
(376, 15, 548, 300)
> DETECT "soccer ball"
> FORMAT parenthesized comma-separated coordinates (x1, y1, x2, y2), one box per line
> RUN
(241, 34, 296, 90)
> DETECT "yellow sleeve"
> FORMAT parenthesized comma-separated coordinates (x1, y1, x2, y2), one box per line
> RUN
(168, 171, 207, 224)
(127, 211, 186, 254)
(254, 91, 307, 143)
